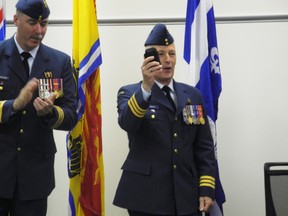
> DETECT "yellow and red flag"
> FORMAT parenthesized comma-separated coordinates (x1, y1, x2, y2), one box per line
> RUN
(67, 0, 104, 215)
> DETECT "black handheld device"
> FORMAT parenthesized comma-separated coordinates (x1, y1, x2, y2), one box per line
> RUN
(144, 47, 161, 64)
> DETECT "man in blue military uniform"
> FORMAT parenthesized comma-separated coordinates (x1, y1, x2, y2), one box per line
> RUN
(0, 0, 77, 215)
(113, 23, 216, 216)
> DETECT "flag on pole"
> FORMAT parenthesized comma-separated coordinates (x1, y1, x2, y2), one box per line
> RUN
(67, 0, 104, 215)
(0, 0, 6, 41)
(184, 0, 225, 215)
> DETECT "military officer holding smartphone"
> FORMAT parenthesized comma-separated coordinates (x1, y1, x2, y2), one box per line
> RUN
(113, 23, 216, 216)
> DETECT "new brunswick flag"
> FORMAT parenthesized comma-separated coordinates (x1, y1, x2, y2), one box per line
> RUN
(67, 0, 104, 215)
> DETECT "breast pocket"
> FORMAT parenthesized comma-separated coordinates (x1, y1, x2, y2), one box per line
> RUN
(181, 114, 198, 143)
(0, 76, 21, 100)
(143, 106, 171, 139)
(144, 106, 167, 122)
(0, 76, 9, 99)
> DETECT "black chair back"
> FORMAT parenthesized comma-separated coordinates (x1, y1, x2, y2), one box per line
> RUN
(264, 162, 288, 216)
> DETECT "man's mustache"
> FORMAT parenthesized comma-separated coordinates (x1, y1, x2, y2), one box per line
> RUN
(30, 35, 43, 40)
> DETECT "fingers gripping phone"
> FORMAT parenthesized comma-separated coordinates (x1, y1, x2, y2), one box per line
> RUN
(144, 47, 161, 64)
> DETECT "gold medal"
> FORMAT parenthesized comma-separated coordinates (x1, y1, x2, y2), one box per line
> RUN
(200, 117, 205, 125)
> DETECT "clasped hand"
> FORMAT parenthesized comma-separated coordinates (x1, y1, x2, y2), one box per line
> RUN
(13, 78, 56, 116)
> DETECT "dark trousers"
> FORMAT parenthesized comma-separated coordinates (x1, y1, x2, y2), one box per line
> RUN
(0, 197, 47, 216)
(128, 210, 202, 216)
(0, 185, 47, 216)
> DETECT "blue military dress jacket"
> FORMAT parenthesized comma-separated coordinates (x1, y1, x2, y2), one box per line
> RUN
(0, 37, 77, 200)
(113, 81, 216, 215)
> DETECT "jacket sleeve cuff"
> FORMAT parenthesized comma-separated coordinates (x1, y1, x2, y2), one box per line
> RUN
(127, 87, 149, 118)
(41, 106, 64, 129)
(199, 175, 215, 198)
(0, 100, 15, 123)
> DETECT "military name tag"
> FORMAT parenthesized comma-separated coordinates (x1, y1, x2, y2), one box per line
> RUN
(38, 78, 63, 99)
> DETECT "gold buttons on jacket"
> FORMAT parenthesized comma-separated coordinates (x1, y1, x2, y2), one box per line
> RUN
(17, 147, 22, 152)
(173, 164, 177, 170)
(20, 129, 24, 134)
(22, 110, 27, 115)
(174, 149, 178, 154)
(173, 133, 178, 138)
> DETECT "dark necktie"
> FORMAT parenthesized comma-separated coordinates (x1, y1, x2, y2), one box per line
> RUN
(21, 52, 31, 78)
(162, 85, 176, 111)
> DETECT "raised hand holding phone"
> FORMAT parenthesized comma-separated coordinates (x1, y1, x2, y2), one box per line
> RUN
(144, 47, 161, 64)
(142, 48, 162, 92)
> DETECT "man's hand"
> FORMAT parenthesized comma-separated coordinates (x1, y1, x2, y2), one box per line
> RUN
(33, 94, 57, 116)
(141, 56, 162, 92)
(13, 78, 38, 112)
(199, 196, 214, 213)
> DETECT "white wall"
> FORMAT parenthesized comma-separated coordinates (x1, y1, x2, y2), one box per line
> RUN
(4, 0, 288, 216)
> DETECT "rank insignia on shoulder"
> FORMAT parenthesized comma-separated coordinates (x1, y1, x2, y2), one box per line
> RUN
(118, 91, 125, 96)
(183, 104, 205, 125)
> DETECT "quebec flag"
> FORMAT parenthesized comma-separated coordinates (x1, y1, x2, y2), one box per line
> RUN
(0, 0, 5, 41)
(183, 0, 226, 215)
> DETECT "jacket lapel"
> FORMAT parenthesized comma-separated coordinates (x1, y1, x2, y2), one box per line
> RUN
(31, 44, 50, 78)
(151, 83, 175, 112)
(6, 38, 27, 82)
(150, 81, 193, 115)
(174, 82, 192, 116)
